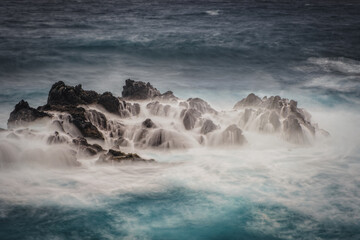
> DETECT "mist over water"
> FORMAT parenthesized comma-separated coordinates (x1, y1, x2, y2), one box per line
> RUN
(1, 0, 360, 239)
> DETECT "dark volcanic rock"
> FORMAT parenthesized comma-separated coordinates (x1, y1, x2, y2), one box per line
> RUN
(47, 81, 99, 106)
(98, 92, 120, 113)
(72, 137, 104, 156)
(119, 100, 141, 118)
(122, 79, 161, 100)
(41, 105, 104, 140)
(86, 109, 107, 130)
(8, 100, 51, 128)
(96, 149, 155, 164)
(142, 118, 156, 128)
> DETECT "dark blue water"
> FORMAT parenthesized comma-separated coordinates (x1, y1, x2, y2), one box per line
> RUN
(1, 1, 360, 239)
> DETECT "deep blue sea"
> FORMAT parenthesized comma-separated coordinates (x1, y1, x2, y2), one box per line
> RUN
(1, 1, 360, 239)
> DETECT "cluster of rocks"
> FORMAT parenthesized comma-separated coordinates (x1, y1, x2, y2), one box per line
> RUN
(234, 93, 329, 144)
(4, 78, 329, 167)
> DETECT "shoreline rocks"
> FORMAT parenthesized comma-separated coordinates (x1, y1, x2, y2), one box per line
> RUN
(8, 100, 51, 129)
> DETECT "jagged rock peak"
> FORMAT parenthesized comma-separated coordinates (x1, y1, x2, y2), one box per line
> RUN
(98, 92, 119, 113)
(47, 81, 99, 106)
(122, 79, 161, 100)
(8, 100, 51, 129)
(122, 79, 177, 100)
(234, 93, 262, 108)
(187, 98, 217, 114)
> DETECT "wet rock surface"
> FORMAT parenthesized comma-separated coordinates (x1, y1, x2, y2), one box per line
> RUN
(142, 118, 156, 128)
(122, 79, 177, 101)
(122, 79, 161, 100)
(201, 119, 218, 134)
(47, 81, 99, 106)
(182, 109, 201, 130)
(234, 93, 329, 144)
(8, 100, 51, 128)
(96, 149, 154, 164)
(72, 137, 104, 156)
(98, 92, 120, 114)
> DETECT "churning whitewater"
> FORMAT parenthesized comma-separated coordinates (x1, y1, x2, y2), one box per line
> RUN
(1, 1, 360, 239)
(1, 79, 359, 239)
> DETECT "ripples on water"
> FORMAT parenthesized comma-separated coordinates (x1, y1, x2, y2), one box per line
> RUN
(0, 0, 360, 239)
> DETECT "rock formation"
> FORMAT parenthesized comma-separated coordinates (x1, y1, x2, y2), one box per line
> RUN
(2, 79, 330, 169)
(122, 79, 177, 100)
(8, 100, 51, 128)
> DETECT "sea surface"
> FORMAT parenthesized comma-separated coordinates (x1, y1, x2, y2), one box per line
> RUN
(0, 0, 360, 239)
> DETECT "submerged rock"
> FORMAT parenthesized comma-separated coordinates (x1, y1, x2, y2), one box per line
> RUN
(47, 131, 68, 144)
(96, 149, 155, 164)
(8, 100, 51, 128)
(72, 137, 104, 156)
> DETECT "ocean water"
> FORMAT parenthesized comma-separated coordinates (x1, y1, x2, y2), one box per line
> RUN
(1, 0, 360, 239)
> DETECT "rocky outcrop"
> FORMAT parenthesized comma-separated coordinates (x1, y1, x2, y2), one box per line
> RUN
(234, 93, 262, 108)
(118, 100, 140, 118)
(40, 105, 104, 140)
(47, 131, 68, 145)
(122, 79, 161, 100)
(142, 118, 156, 128)
(182, 109, 201, 130)
(72, 137, 104, 156)
(98, 92, 120, 113)
(96, 149, 154, 164)
(5, 79, 329, 157)
(146, 101, 171, 116)
(86, 109, 107, 130)
(47, 81, 99, 106)
(187, 98, 217, 114)
(221, 124, 246, 145)
(122, 79, 177, 101)
(8, 100, 51, 128)
(235, 93, 328, 144)
(201, 119, 218, 134)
